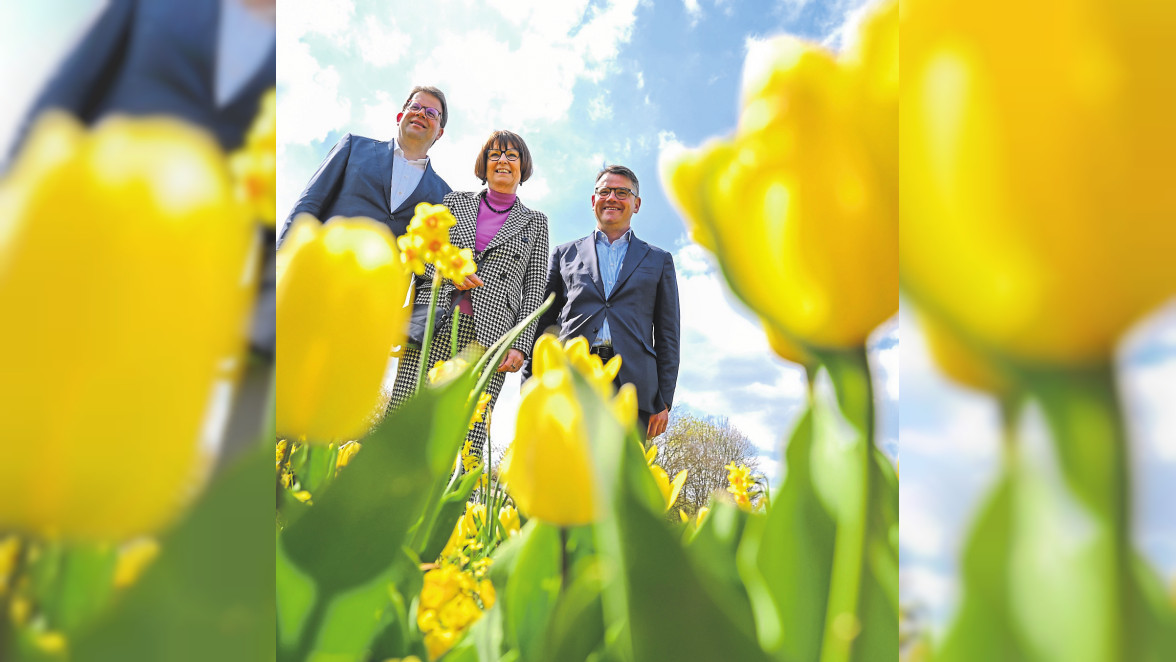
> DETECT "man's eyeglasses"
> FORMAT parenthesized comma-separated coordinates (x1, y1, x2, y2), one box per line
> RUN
(594, 186, 636, 200)
(486, 149, 521, 162)
(404, 101, 442, 122)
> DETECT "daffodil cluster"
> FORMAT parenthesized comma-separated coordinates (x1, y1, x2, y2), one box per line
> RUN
(229, 88, 276, 226)
(725, 462, 754, 511)
(397, 202, 477, 283)
(503, 334, 636, 526)
(660, 0, 897, 356)
(416, 562, 496, 661)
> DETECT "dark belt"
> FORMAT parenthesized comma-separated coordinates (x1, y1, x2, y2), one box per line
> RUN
(590, 345, 615, 361)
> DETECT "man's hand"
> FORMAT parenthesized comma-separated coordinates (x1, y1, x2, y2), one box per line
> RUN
(647, 407, 669, 439)
(453, 274, 485, 291)
(497, 348, 526, 373)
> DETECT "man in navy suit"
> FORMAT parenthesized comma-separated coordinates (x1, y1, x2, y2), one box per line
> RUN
(278, 86, 452, 242)
(535, 165, 681, 440)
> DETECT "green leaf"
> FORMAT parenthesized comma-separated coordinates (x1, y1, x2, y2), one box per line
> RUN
(280, 376, 469, 594)
(73, 445, 274, 662)
(738, 406, 835, 662)
(503, 521, 563, 662)
(311, 549, 420, 659)
(614, 478, 771, 662)
(540, 557, 608, 662)
(39, 543, 117, 635)
(686, 501, 757, 631)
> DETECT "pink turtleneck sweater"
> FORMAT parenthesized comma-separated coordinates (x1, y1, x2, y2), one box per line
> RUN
(457, 188, 516, 315)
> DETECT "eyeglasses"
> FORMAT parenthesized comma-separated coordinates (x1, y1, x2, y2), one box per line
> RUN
(594, 186, 636, 200)
(486, 149, 521, 162)
(404, 101, 442, 122)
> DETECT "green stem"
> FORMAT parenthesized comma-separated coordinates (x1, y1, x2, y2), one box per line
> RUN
(815, 346, 873, 662)
(416, 271, 443, 391)
(1023, 364, 1133, 661)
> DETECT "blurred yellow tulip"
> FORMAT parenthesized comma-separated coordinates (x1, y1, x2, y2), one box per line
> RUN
(917, 313, 1011, 396)
(503, 367, 597, 525)
(661, 0, 898, 350)
(651, 465, 688, 512)
(901, 0, 1176, 363)
(497, 504, 520, 537)
(0, 112, 255, 540)
(276, 215, 410, 443)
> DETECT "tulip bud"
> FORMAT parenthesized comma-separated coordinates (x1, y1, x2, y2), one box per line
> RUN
(276, 215, 410, 442)
(0, 113, 255, 540)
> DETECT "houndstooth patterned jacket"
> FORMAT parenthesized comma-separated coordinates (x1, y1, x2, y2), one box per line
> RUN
(411, 190, 551, 357)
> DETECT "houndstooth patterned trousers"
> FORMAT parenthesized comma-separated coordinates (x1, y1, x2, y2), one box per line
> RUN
(387, 312, 505, 458)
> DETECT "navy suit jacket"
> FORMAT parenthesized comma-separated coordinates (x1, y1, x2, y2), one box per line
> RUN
(536, 232, 681, 416)
(278, 134, 452, 243)
(12, 0, 274, 154)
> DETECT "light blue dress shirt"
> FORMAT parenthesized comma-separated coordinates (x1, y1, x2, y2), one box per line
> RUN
(594, 228, 632, 346)
(389, 138, 429, 212)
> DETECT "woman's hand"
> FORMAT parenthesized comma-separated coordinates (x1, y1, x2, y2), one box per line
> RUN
(452, 274, 485, 291)
(497, 348, 526, 373)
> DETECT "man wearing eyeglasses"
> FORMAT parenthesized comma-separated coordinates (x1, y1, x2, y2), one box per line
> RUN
(278, 86, 451, 241)
(533, 165, 681, 440)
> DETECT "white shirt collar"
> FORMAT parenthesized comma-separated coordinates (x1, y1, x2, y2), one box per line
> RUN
(594, 228, 633, 246)
(393, 138, 430, 168)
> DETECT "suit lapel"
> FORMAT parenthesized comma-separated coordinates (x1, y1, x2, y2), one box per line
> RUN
(612, 233, 649, 294)
(577, 235, 606, 299)
(452, 192, 478, 250)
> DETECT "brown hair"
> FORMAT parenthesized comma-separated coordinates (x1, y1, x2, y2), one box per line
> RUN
(595, 164, 639, 196)
(474, 130, 533, 185)
(402, 85, 449, 128)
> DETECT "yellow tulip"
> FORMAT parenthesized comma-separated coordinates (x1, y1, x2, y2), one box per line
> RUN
(503, 367, 598, 525)
(229, 88, 276, 226)
(427, 358, 469, 385)
(651, 465, 689, 511)
(917, 313, 1011, 396)
(498, 504, 520, 537)
(335, 440, 362, 473)
(0, 113, 254, 540)
(276, 215, 410, 442)
(661, 0, 898, 350)
(901, 0, 1176, 363)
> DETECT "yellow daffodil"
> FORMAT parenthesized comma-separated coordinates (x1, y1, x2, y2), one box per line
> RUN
(901, 0, 1176, 363)
(276, 215, 410, 443)
(397, 232, 429, 276)
(498, 504, 520, 538)
(503, 366, 598, 526)
(408, 202, 457, 236)
(423, 630, 456, 661)
(697, 505, 711, 526)
(0, 112, 255, 540)
(650, 465, 688, 511)
(229, 88, 276, 225)
(417, 563, 494, 660)
(470, 391, 492, 430)
(427, 358, 469, 385)
(661, 0, 897, 350)
(644, 444, 658, 465)
(335, 441, 362, 474)
(725, 462, 753, 511)
(436, 244, 477, 284)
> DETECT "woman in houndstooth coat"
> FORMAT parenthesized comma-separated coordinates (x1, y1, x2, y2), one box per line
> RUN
(389, 130, 550, 457)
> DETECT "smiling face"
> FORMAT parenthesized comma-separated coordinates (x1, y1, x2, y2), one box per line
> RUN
(485, 141, 522, 195)
(396, 91, 444, 148)
(592, 172, 641, 236)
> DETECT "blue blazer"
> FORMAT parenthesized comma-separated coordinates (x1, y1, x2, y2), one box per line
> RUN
(537, 232, 681, 416)
(279, 134, 452, 242)
(12, 0, 274, 154)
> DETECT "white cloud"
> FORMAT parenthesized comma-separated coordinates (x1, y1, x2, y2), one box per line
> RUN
(277, 40, 352, 145)
(1123, 356, 1176, 461)
(635, 71, 645, 90)
(682, 0, 702, 26)
(355, 17, 411, 67)
(588, 95, 613, 122)
(821, 0, 876, 52)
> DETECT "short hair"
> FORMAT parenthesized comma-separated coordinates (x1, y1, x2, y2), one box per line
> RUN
(402, 85, 449, 128)
(595, 164, 639, 196)
(474, 130, 534, 185)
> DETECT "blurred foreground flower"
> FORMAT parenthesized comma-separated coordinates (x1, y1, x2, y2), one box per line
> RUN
(0, 112, 254, 540)
(276, 215, 410, 443)
(661, 0, 897, 352)
(901, 0, 1176, 364)
(504, 334, 635, 526)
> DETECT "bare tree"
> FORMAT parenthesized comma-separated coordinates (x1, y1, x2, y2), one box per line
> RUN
(652, 411, 762, 517)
